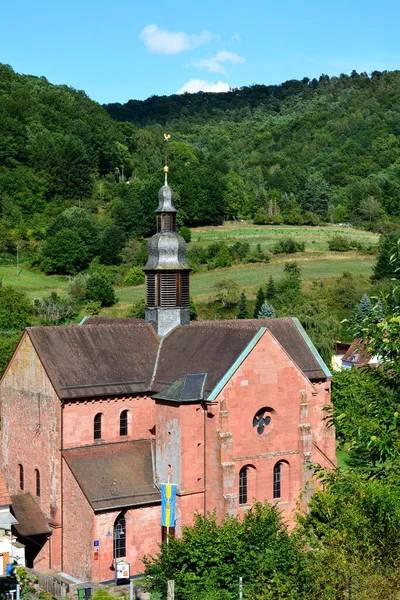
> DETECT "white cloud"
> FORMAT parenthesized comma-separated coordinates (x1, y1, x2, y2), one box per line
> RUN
(177, 79, 230, 94)
(191, 50, 245, 74)
(140, 24, 211, 55)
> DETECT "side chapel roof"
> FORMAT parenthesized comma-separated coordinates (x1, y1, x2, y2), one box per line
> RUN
(63, 440, 159, 511)
(24, 317, 329, 401)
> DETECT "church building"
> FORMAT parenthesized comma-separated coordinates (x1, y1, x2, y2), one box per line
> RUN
(0, 163, 335, 582)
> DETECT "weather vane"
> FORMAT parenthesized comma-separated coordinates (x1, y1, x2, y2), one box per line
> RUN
(163, 133, 171, 185)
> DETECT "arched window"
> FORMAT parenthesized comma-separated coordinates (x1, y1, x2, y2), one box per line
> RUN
(239, 467, 248, 505)
(18, 464, 24, 491)
(120, 410, 128, 437)
(94, 413, 102, 440)
(114, 513, 126, 558)
(273, 462, 281, 499)
(35, 469, 41, 497)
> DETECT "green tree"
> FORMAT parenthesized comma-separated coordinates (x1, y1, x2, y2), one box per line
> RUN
(99, 223, 125, 265)
(214, 279, 240, 308)
(266, 276, 276, 300)
(358, 196, 381, 222)
(373, 232, 400, 280)
(40, 229, 90, 274)
(0, 286, 32, 332)
(328, 234, 351, 252)
(253, 286, 265, 318)
(143, 503, 311, 599)
(236, 292, 249, 319)
(278, 261, 302, 300)
(298, 470, 400, 599)
(258, 301, 275, 318)
(85, 272, 117, 307)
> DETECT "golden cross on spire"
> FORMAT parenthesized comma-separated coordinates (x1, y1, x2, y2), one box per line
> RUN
(163, 133, 171, 185)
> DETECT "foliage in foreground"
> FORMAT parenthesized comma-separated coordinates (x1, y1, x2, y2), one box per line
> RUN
(297, 469, 400, 599)
(143, 503, 311, 600)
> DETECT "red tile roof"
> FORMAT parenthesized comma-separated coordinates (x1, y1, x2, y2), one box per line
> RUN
(26, 317, 328, 402)
(342, 338, 373, 367)
(10, 493, 51, 537)
(63, 440, 159, 511)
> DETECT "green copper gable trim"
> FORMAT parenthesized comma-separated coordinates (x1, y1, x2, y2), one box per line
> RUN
(208, 327, 267, 401)
(291, 317, 332, 378)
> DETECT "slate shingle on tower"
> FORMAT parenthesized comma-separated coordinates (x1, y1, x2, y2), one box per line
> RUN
(143, 165, 191, 337)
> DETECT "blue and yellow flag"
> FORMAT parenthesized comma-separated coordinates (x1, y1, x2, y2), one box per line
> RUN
(161, 483, 177, 528)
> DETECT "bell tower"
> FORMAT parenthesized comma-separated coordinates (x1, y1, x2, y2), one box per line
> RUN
(143, 135, 191, 337)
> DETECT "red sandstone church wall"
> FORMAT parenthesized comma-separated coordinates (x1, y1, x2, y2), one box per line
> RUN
(92, 505, 161, 581)
(0, 333, 62, 569)
(62, 459, 94, 581)
(62, 396, 155, 448)
(202, 330, 335, 525)
(155, 401, 206, 534)
(308, 380, 336, 469)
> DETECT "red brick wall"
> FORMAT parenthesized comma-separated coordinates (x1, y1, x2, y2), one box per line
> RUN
(0, 333, 62, 569)
(63, 396, 155, 449)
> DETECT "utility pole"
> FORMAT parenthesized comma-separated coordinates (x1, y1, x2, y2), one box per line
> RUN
(167, 580, 174, 600)
(16, 246, 19, 277)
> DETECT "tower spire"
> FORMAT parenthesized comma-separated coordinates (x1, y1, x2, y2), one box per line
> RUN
(143, 135, 191, 337)
(163, 133, 170, 186)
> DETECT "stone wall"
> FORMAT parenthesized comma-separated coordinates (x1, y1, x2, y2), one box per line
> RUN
(0, 333, 62, 569)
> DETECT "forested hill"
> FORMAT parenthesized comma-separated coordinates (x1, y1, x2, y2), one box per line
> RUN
(1, 63, 400, 278)
(105, 79, 312, 125)
(105, 70, 400, 127)
(104, 69, 400, 225)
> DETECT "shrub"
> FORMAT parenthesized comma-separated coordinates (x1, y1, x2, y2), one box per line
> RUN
(68, 273, 89, 303)
(123, 267, 145, 286)
(209, 244, 232, 269)
(179, 226, 192, 243)
(36, 292, 74, 325)
(84, 300, 101, 316)
(328, 234, 351, 252)
(230, 241, 250, 262)
(248, 243, 269, 262)
(273, 237, 305, 254)
(126, 299, 145, 319)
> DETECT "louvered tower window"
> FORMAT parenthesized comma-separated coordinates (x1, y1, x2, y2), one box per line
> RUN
(160, 272, 177, 307)
(157, 213, 176, 233)
(146, 274, 157, 307)
(180, 273, 190, 306)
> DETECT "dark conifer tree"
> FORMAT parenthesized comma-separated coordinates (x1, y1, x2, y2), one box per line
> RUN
(266, 276, 276, 300)
(237, 292, 250, 319)
(254, 287, 266, 318)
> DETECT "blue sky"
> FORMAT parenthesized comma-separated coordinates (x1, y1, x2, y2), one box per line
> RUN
(1, 0, 399, 104)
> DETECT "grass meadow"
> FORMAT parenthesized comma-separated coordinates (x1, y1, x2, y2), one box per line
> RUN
(112, 223, 377, 313)
(0, 224, 377, 313)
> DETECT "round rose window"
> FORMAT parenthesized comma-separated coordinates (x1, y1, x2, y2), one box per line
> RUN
(253, 408, 271, 435)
